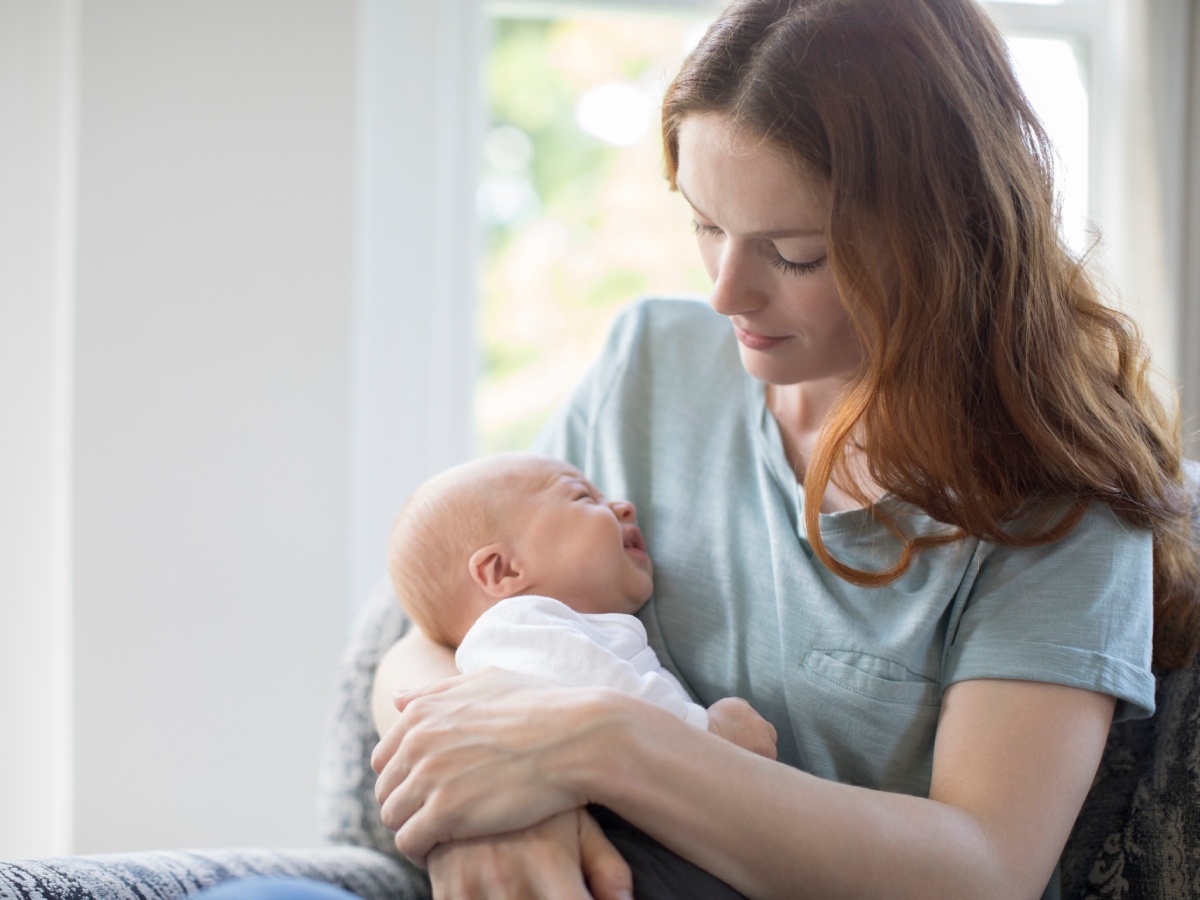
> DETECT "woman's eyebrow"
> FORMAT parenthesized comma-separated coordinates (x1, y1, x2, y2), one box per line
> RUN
(676, 181, 823, 239)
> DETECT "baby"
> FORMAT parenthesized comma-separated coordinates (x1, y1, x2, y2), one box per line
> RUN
(386, 452, 777, 756)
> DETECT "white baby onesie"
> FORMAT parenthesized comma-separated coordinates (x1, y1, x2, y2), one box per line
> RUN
(455, 594, 710, 729)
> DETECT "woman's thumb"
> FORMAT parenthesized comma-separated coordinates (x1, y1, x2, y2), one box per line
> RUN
(578, 810, 635, 900)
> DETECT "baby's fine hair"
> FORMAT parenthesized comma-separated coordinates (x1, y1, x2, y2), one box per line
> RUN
(386, 454, 547, 647)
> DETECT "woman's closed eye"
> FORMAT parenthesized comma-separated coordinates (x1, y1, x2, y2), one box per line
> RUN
(694, 220, 826, 276)
(770, 250, 827, 276)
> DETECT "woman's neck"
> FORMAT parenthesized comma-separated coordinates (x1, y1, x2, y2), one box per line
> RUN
(766, 380, 883, 513)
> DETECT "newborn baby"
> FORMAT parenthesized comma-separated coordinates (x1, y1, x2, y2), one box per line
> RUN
(387, 452, 777, 757)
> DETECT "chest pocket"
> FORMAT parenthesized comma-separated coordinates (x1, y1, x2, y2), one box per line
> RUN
(791, 649, 942, 796)
(804, 649, 942, 705)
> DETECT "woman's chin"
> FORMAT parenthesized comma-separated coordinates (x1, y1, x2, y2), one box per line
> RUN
(737, 347, 805, 386)
(737, 346, 858, 388)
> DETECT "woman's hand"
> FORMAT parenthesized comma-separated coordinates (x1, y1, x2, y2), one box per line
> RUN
(427, 808, 633, 900)
(371, 666, 623, 862)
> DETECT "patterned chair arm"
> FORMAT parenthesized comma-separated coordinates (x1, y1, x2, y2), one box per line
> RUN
(0, 846, 423, 900)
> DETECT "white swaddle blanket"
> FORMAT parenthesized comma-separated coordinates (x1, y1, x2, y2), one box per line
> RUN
(455, 594, 709, 729)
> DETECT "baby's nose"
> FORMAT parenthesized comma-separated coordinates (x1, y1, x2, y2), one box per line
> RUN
(611, 499, 636, 521)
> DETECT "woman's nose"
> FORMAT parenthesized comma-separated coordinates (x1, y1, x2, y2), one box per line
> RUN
(708, 241, 766, 318)
(611, 499, 636, 522)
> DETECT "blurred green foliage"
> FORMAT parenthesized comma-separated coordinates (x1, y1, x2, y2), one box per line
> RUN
(486, 20, 612, 240)
(478, 14, 710, 455)
(585, 270, 650, 308)
(484, 341, 540, 382)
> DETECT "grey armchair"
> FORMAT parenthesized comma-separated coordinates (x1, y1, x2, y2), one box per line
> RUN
(3, 462, 1198, 900)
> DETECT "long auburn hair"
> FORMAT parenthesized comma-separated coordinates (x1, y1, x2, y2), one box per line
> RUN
(662, 0, 1200, 668)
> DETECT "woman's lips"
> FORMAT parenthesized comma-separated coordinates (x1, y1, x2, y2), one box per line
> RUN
(734, 325, 789, 351)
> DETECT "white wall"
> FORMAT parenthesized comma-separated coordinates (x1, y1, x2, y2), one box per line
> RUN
(0, 0, 77, 859)
(1, 0, 357, 856)
(69, 0, 355, 852)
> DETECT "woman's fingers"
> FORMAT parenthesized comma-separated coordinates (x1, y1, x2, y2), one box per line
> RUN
(426, 812, 599, 900)
(378, 767, 429, 838)
(371, 671, 484, 775)
(370, 708, 409, 775)
(578, 811, 634, 900)
(393, 668, 491, 712)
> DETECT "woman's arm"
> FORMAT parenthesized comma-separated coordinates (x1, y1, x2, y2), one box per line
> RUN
(370, 633, 634, 900)
(374, 672, 1114, 900)
(600, 678, 1113, 900)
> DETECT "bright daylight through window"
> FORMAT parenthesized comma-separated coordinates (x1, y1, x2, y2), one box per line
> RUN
(475, 5, 1093, 455)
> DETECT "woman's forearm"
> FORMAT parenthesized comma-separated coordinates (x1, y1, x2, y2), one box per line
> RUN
(371, 628, 459, 737)
(580, 698, 992, 900)
(576, 679, 1111, 900)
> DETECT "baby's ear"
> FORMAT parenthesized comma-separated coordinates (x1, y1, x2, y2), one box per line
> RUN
(468, 543, 528, 598)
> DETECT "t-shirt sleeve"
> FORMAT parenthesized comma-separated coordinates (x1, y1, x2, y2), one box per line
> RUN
(943, 503, 1155, 722)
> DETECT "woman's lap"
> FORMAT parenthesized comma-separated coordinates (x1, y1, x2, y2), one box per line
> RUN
(590, 806, 746, 900)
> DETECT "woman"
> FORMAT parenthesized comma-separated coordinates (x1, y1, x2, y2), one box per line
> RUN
(370, 0, 1200, 897)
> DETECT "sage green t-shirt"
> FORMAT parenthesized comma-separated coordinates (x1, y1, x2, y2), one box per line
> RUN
(533, 298, 1155, 899)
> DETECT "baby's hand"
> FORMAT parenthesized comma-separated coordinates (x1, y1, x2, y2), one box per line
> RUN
(706, 697, 778, 760)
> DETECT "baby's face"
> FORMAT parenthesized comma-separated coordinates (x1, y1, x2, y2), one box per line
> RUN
(512, 460, 654, 616)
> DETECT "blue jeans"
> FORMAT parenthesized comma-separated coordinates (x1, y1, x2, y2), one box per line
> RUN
(192, 877, 362, 900)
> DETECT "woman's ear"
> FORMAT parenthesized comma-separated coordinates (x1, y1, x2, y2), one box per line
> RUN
(467, 543, 530, 598)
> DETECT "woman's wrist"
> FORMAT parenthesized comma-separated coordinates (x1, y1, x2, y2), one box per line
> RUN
(553, 687, 645, 805)
(559, 687, 686, 811)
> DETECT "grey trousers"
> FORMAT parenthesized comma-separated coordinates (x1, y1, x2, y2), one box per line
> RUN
(590, 806, 745, 900)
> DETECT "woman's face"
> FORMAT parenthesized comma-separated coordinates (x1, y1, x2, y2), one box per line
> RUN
(674, 114, 862, 386)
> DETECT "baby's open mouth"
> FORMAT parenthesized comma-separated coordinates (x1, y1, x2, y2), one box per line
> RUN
(624, 526, 647, 554)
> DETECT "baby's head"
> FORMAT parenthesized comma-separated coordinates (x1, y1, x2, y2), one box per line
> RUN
(388, 453, 654, 646)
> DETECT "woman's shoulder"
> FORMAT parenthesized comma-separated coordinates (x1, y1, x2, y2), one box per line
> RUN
(992, 499, 1152, 560)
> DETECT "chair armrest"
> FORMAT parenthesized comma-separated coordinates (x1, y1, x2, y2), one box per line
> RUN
(0, 846, 428, 900)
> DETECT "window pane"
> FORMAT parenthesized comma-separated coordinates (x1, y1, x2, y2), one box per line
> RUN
(1006, 36, 1090, 253)
(476, 13, 712, 455)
